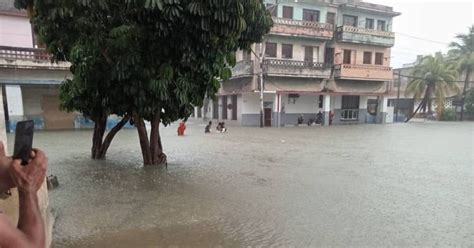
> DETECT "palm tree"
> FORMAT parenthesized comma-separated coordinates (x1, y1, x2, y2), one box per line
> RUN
(449, 25, 474, 121)
(405, 54, 459, 122)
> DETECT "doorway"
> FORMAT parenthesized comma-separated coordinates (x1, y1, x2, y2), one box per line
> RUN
(213, 99, 219, 119)
(221, 96, 228, 120)
(304, 46, 313, 63)
(264, 108, 272, 127)
(231, 95, 237, 120)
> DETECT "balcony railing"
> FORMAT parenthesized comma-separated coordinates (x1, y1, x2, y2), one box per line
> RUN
(0, 45, 70, 70)
(340, 109, 359, 121)
(0, 46, 52, 62)
(263, 59, 331, 78)
(270, 17, 333, 40)
(334, 64, 393, 81)
(335, 25, 395, 47)
(231, 60, 254, 78)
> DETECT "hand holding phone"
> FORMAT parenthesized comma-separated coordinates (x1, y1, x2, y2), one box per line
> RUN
(13, 120, 34, 166)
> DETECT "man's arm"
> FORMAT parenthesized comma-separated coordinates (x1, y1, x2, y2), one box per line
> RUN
(0, 213, 36, 248)
(1, 150, 47, 248)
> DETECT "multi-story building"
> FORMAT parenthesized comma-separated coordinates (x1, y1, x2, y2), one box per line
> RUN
(201, 0, 400, 126)
(0, 0, 74, 131)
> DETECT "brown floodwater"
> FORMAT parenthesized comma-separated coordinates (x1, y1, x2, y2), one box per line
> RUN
(8, 121, 473, 247)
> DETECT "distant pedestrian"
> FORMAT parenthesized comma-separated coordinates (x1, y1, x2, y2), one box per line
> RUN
(205, 121, 212, 133)
(177, 121, 186, 136)
(217, 122, 227, 133)
(329, 111, 335, 125)
(297, 115, 304, 125)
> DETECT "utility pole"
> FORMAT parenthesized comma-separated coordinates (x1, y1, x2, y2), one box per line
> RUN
(258, 1, 278, 128)
(395, 70, 401, 122)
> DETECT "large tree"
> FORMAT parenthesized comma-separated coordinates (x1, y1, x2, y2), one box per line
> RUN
(16, 0, 272, 165)
(449, 25, 474, 121)
(405, 54, 459, 122)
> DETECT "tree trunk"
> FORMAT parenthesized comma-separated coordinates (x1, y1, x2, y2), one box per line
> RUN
(203, 97, 210, 121)
(91, 113, 107, 159)
(150, 112, 167, 166)
(406, 87, 431, 122)
(426, 83, 433, 115)
(460, 69, 471, 121)
(96, 116, 130, 159)
(135, 115, 153, 165)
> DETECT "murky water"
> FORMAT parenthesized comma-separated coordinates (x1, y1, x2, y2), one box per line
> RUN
(8, 122, 473, 247)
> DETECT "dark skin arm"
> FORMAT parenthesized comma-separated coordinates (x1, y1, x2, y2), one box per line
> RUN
(0, 146, 47, 248)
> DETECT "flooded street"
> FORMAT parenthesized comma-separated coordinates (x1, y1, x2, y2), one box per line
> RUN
(9, 122, 473, 247)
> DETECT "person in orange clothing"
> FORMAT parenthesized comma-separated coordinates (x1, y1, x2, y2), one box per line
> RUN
(177, 121, 186, 136)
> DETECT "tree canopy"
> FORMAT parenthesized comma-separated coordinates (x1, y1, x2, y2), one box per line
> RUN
(405, 54, 459, 121)
(17, 0, 272, 164)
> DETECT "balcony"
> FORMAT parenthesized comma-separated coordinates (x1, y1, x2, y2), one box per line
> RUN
(270, 17, 333, 40)
(335, 26, 395, 47)
(263, 59, 331, 78)
(334, 64, 393, 81)
(0, 46, 69, 70)
(231, 60, 254, 78)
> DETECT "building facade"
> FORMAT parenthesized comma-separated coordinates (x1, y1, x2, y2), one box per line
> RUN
(198, 0, 400, 126)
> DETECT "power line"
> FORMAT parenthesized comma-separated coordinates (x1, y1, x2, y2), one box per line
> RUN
(398, 73, 473, 83)
(395, 32, 450, 45)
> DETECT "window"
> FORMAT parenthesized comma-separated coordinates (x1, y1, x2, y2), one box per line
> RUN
(303, 9, 320, 22)
(318, 95, 323, 108)
(342, 95, 360, 109)
(343, 15, 358, 27)
(375, 52, 384, 65)
(282, 6, 293, 19)
(377, 20, 386, 31)
(365, 18, 374, 29)
(282, 44, 293, 59)
(265, 42, 277, 58)
(304, 46, 313, 62)
(363, 51, 372, 64)
(266, 3, 277, 17)
(326, 12, 336, 26)
(343, 50, 351, 64)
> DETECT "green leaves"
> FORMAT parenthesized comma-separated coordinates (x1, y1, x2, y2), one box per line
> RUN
(21, 0, 271, 126)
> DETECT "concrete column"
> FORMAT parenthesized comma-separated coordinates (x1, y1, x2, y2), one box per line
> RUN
(377, 95, 389, 124)
(323, 94, 331, 126)
(273, 93, 282, 127)
(5, 85, 24, 131)
(0, 87, 52, 247)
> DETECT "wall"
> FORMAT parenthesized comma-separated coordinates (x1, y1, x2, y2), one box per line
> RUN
(334, 43, 391, 66)
(266, 36, 326, 62)
(282, 94, 322, 113)
(241, 93, 274, 114)
(0, 15, 33, 47)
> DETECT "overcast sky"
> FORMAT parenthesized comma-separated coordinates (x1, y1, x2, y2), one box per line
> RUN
(370, 0, 473, 68)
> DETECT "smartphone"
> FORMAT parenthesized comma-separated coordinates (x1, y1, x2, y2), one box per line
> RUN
(13, 120, 34, 166)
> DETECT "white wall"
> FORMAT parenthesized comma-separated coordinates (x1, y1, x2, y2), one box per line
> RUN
(333, 95, 342, 109)
(5, 85, 24, 117)
(359, 96, 368, 109)
(0, 15, 33, 47)
(237, 95, 243, 122)
(241, 93, 274, 114)
(282, 94, 321, 113)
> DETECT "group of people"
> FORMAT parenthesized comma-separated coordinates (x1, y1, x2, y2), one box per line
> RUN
(177, 120, 228, 136)
(297, 110, 335, 126)
(205, 121, 227, 133)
